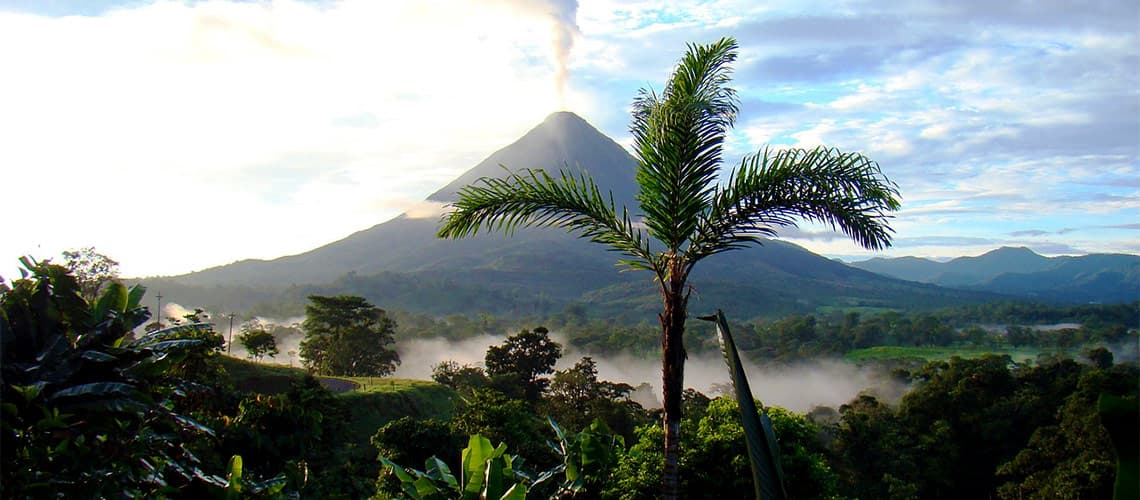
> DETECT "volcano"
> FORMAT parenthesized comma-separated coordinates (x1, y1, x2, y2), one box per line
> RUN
(148, 112, 993, 318)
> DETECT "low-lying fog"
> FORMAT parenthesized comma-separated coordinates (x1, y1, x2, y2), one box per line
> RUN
(163, 302, 906, 412)
(390, 334, 910, 413)
(170, 303, 1128, 413)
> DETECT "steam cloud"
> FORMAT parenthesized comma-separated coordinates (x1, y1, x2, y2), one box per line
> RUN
(402, 200, 450, 220)
(156, 303, 306, 366)
(509, 0, 579, 108)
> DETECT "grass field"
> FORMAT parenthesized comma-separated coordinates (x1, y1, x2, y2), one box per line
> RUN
(337, 379, 459, 445)
(844, 345, 1042, 363)
(815, 305, 898, 316)
(219, 356, 308, 394)
(219, 356, 458, 447)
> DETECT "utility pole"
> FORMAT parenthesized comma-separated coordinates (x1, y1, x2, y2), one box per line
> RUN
(155, 292, 163, 328)
(227, 313, 235, 354)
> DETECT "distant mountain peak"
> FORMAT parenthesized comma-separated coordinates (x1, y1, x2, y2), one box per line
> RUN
(988, 246, 1038, 256)
(541, 110, 589, 126)
(427, 111, 637, 204)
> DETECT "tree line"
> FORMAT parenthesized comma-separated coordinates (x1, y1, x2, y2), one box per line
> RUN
(378, 323, 1138, 499)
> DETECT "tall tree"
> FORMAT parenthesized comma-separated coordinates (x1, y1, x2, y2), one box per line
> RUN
(484, 326, 562, 402)
(438, 37, 899, 497)
(299, 295, 400, 377)
(61, 247, 119, 301)
(238, 319, 279, 361)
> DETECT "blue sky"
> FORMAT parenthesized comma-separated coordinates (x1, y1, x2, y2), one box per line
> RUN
(0, 0, 1136, 278)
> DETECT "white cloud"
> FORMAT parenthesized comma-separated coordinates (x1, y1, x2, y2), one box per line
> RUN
(0, 0, 574, 278)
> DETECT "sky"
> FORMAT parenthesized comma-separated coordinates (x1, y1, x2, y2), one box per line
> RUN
(1, 0, 1137, 280)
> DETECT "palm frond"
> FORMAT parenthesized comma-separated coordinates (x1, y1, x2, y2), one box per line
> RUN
(690, 146, 901, 260)
(631, 37, 740, 250)
(699, 310, 787, 500)
(437, 168, 657, 273)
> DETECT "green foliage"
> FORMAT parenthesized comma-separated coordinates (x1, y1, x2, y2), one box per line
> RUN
(0, 259, 232, 497)
(220, 375, 348, 494)
(827, 354, 1139, 499)
(62, 246, 120, 301)
(373, 417, 465, 498)
(239, 319, 280, 361)
(543, 417, 626, 498)
(606, 398, 839, 499)
(300, 294, 400, 377)
(338, 380, 460, 454)
(220, 454, 289, 499)
(995, 363, 1139, 499)
(542, 357, 648, 440)
(845, 345, 1039, 363)
(219, 355, 309, 394)
(432, 360, 491, 394)
(485, 326, 562, 401)
(379, 434, 530, 500)
(1098, 393, 1139, 500)
(833, 394, 915, 499)
(450, 389, 551, 466)
(377, 418, 625, 500)
(605, 423, 665, 499)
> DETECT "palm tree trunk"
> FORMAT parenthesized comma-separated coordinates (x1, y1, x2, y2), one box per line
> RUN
(660, 269, 688, 499)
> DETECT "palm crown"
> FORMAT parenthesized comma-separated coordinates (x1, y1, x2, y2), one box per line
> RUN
(438, 38, 899, 287)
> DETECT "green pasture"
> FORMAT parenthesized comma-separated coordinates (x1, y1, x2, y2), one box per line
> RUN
(844, 345, 1042, 363)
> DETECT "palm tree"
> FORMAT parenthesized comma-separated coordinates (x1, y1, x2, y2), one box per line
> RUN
(438, 37, 900, 498)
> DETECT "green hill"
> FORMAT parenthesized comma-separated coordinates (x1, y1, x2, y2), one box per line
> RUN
(219, 356, 458, 443)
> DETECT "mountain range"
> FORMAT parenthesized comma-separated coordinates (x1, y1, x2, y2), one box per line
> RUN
(139, 112, 1136, 319)
(850, 247, 1139, 303)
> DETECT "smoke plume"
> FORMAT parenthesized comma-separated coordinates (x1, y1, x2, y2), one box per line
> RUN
(509, 0, 579, 108)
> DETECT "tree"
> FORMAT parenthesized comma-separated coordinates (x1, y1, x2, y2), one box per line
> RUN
(608, 399, 841, 499)
(438, 37, 899, 497)
(484, 326, 562, 402)
(544, 356, 645, 439)
(431, 360, 490, 394)
(62, 246, 119, 301)
(299, 295, 400, 377)
(238, 319, 279, 361)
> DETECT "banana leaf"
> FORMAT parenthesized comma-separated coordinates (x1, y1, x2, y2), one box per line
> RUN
(1098, 393, 1139, 500)
(699, 310, 787, 500)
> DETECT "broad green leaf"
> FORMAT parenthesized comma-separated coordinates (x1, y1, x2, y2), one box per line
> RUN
(548, 416, 567, 443)
(251, 474, 288, 495)
(172, 414, 215, 437)
(462, 434, 495, 491)
(427, 456, 458, 489)
(700, 310, 787, 500)
(1098, 393, 1139, 500)
(80, 350, 118, 363)
(92, 282, 128, 323)
(500, 482, 527, 500)
(412, 476, 442, 497)
(49, 382, 135, 401)
(227, 455, 243, 493)
(379, 457, 416, 483)
(126, 284, 147, 311)
(484, 454, 506, 499)
(130, 323, 214, 347)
